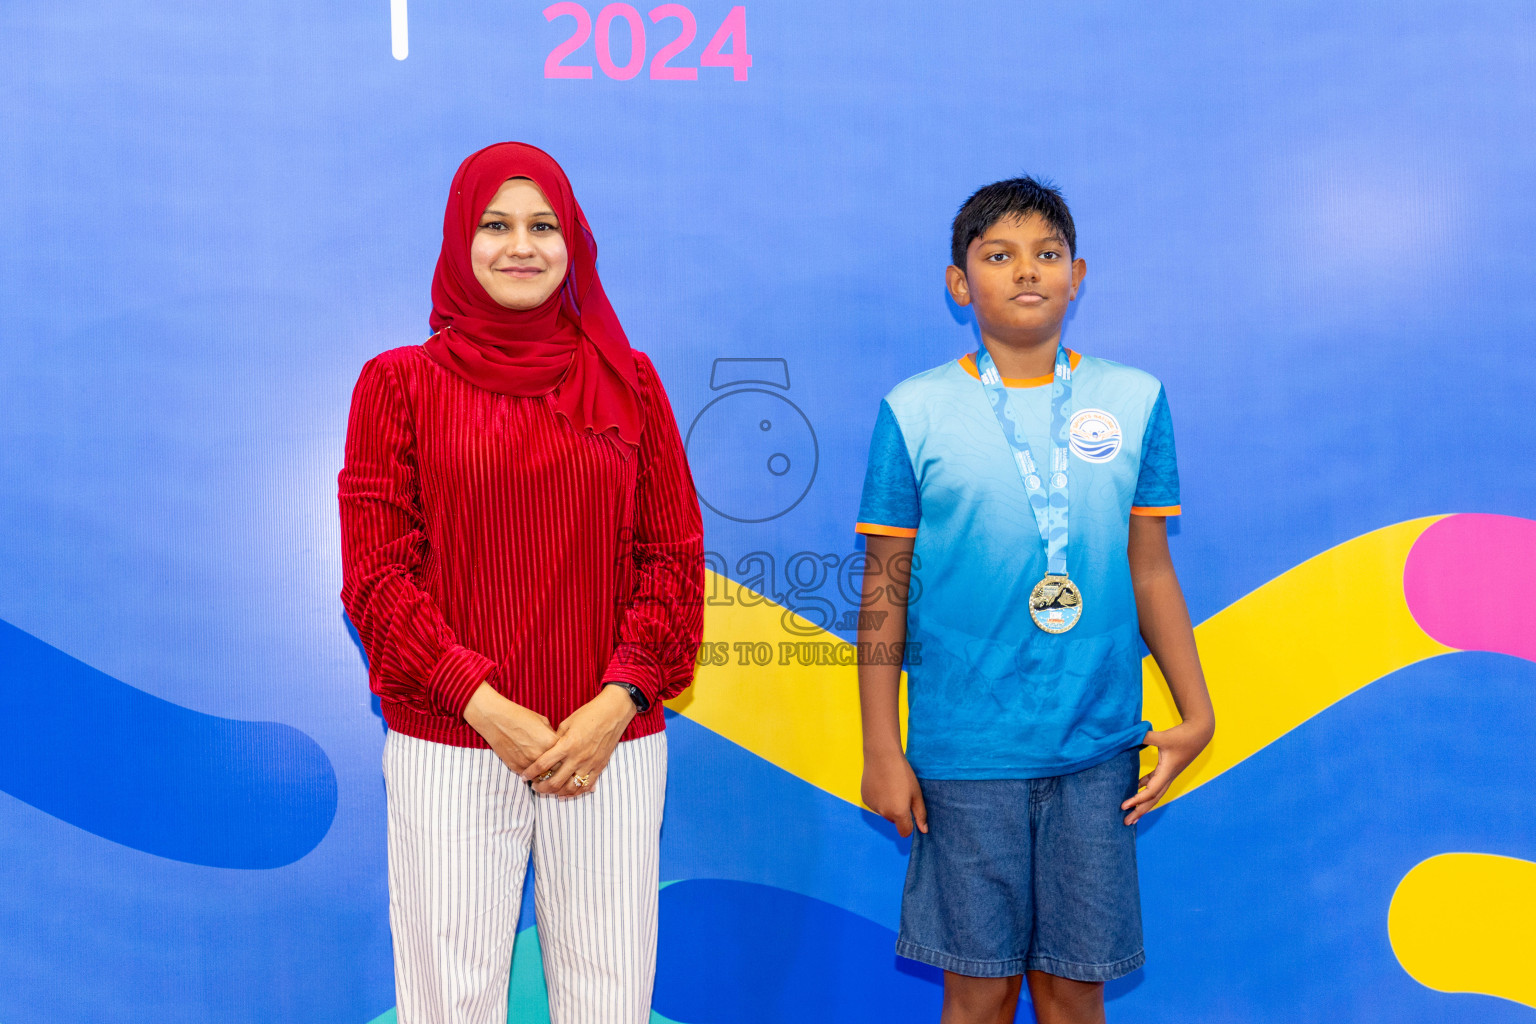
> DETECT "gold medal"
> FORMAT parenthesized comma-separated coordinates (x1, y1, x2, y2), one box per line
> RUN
(1029, 574, 1083, 633)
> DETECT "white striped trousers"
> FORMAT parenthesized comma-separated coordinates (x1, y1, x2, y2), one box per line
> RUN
(382, 729, 667, 1024)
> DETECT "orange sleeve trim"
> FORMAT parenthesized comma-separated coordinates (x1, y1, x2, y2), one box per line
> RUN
(855, 522, 919, 538)
(1130, 505, 1182, 517)
(958, 349, 1082, 388)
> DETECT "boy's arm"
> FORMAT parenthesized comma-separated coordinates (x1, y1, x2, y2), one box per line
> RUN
(858, 533, 928, 837)
(1124, 514, 1215, 825)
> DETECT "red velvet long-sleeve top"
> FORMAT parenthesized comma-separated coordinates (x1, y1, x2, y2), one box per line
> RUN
(338, 344, 704, 747)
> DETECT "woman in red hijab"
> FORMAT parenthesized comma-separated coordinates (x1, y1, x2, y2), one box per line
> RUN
(339, 142, 704, 1022)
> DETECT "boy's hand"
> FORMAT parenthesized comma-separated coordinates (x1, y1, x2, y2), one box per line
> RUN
(862, 749, 928, 838)
(1122, 719, 1213, 825)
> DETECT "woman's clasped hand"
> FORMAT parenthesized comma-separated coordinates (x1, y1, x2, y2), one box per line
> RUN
(462, 682, 638, 797)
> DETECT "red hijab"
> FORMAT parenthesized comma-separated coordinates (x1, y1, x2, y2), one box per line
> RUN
(425, 142, 645, 445)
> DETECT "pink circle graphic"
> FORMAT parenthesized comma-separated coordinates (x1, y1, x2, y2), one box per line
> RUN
(1404, 513, 1536, 663)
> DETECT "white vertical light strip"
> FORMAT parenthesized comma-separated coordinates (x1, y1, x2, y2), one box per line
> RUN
(390, 0, 408, 60)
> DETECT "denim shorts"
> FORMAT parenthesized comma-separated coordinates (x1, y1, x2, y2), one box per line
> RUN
(895, 747, 1145, 982)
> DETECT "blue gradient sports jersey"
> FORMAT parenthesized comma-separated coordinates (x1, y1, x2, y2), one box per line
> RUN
(856, 350, 1181, 779)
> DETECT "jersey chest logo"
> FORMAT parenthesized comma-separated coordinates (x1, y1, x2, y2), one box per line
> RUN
(1069, 408, 1122, 462)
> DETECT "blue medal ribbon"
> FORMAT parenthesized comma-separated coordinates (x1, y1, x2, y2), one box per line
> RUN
(975, 343, 1080, 631)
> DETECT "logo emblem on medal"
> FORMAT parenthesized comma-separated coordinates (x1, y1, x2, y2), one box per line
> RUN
(1069, 409, 1122, 462)
(1030, 575, 1083, 633)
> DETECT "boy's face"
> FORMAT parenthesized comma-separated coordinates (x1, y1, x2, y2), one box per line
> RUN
(946, 213, 1087, 345)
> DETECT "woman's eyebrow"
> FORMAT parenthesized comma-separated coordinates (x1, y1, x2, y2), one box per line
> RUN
(476, 207, 562, 221)
(480, 208, 559, 220)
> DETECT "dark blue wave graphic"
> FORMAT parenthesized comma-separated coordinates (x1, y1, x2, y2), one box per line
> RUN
(0, 619, 337, 868)
(655, 878, 945, 1023)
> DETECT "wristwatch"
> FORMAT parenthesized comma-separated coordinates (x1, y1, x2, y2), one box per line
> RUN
(604, 681, 650, 713)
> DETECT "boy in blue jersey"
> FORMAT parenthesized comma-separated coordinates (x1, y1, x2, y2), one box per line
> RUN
(857, 178, 1215, 1024)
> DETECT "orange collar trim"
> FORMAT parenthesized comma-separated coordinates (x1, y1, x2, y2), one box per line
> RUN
(958, 349, 1082, 388)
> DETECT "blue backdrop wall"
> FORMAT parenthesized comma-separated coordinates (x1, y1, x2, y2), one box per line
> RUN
(3, 1, 1535, 1021)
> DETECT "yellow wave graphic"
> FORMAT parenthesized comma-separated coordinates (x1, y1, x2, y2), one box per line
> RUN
(666, 582, 897, 805)
(669, 516, 1453, 810)
(1140, 515, 1452, 799)
(1389, 853, 1536, 1009)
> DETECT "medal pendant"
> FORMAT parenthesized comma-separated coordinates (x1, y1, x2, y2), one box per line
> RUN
(1029, 574, 1083, 633)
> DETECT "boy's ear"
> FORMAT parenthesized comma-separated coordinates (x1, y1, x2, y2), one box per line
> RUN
(1069, 257, 1087, 300)
(945, 264, 972, 307)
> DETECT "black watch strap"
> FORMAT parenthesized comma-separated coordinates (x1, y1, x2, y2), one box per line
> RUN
(604, 681, 650, 713)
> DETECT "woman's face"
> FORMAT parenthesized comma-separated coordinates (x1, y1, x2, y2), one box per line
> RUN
(470, 178, 570, 310)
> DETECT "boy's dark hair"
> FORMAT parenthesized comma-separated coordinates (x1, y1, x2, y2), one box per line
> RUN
(950, 176, 1076, 269)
